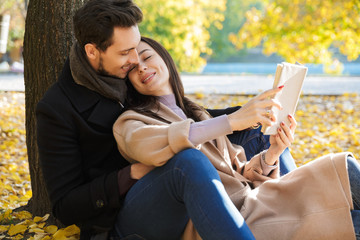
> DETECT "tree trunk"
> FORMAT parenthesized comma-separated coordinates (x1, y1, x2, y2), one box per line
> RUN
(23, 0, 87, 218)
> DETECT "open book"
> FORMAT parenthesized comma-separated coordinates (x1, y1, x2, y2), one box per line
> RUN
(261, 62, 308, 135)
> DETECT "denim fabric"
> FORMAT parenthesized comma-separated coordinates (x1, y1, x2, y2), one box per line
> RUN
(227, 127, 297, 175)
(113, 149, 255, 240)
(348, 156, 360, 239)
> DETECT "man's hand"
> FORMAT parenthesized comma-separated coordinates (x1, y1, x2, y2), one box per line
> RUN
(130, 163, 155, 180)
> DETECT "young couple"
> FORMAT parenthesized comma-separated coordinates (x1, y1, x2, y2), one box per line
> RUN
(36, 0, 360, 239)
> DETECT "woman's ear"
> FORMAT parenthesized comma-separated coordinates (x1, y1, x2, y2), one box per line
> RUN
(84, 43, 99, 60)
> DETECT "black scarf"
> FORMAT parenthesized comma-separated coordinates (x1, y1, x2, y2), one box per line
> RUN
(69, 42, 127, 105)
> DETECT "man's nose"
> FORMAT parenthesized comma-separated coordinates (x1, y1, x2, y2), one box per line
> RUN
(129, 49, 139, 64)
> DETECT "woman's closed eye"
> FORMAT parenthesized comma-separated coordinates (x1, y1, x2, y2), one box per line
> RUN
(143, 55, 152, 61)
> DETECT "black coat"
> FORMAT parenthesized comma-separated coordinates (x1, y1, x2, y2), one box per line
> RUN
(36, 59, 240, 239)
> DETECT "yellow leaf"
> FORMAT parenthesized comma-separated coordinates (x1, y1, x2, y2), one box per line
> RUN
(63, 224, 80, 236)
(14, 211, 32, 220)
(33, 214, 50, 223)
(29, 228, 45, 233)
(1, 209, 12, 221)
(195, 92, 204, 99)
(53, 229, 67, 240)
(44, 225, 58, 234)
(8, 224, 27, 236)
(11, 234, 24, 240)
(33, 216, 43, 223)
(37, 222, 46, 228)
(32, 234, 50, 240)
(0, 225, 9, 233)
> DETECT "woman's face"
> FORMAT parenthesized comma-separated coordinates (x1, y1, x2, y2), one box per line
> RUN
(128, 41, 172, 96)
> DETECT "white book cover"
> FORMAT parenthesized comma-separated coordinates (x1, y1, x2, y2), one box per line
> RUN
(261, 62, 308, 135)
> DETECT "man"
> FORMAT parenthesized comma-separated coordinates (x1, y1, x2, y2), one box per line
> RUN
(36, 0, 296, 239)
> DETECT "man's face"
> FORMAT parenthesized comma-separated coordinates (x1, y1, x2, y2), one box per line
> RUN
(97, 25, 141, 79)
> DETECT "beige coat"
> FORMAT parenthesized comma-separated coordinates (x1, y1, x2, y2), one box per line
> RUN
(113, 103, 356, 240)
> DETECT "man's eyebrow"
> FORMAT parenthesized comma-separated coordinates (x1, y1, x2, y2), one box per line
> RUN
(119, 47, 135, 53)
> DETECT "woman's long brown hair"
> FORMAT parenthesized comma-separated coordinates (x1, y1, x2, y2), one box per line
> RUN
(125, 36, 205, 123)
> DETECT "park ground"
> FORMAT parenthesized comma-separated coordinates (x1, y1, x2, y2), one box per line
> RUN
(0, 91, 360, 239)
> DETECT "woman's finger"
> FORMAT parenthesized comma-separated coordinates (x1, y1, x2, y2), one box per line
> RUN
(277, 127, 291, 147)
(280, 122, 294, 143)
(261, 108, 277, 122)
(253, 99, 282, 113)
(256, 85, 284, 101)
(255, 114, 275, 128)
(275, 132, 285, 148)
(288, 114, 297, 133)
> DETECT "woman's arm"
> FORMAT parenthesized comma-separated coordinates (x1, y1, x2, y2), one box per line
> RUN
(113, 112, 195, 166)
(240, 114, 297, 182)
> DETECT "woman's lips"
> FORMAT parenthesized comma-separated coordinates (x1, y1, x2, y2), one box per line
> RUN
(142, 72, 156, 83)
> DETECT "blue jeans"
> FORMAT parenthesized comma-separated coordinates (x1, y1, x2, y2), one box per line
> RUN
(227, 127, 297, 175)
(112, 149, 255, 240)
(348, 156, 360, 239)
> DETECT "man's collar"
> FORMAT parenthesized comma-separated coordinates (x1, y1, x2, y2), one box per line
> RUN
(58, 58, 123, 128)
(58, 58, 103, 113)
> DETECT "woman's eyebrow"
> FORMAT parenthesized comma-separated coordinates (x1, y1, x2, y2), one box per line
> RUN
(139, 49, 150, 56)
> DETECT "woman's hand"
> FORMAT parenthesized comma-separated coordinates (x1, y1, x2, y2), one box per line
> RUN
(265, 114, 297, 165)
(228, 86, 284, 131)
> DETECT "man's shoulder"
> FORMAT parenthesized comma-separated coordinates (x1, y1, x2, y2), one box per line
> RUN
(38, 81, 68, 106)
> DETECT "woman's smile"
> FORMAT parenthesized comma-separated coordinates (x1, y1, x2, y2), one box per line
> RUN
(142, 72, 156, 84)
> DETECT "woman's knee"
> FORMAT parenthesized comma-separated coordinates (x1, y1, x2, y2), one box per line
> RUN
(347, 156, 360, 178)
(171, 149, 219, 179)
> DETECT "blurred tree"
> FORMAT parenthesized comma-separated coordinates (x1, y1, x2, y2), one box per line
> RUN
(207, 0, 263, 62)
(229, 0, 360, 74)
(0, 0, 26, 55)
(137, 0, 226, 72)
(0, 0, 27, 18)
(23, 0, 87, 220)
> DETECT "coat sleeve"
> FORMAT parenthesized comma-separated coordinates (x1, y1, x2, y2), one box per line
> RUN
(237, 153, 280, 187)
(113, 112, 196, 166)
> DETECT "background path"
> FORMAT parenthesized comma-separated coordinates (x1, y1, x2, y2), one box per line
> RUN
(1, 73, 360, 95)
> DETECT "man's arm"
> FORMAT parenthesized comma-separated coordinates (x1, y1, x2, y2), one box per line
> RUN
(206, 106, 241, 118)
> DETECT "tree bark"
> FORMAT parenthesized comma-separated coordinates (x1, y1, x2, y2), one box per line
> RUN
(23, 0, 87, 218)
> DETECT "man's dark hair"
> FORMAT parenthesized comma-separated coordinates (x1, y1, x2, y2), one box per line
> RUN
(73, 0, 143, 52)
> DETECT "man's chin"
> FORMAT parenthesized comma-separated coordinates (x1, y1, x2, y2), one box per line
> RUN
(98, 70, 126, 80)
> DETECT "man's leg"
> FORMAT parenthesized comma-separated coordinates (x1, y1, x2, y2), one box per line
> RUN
(113, 149, 255, 240)
(347, 156, 360, 239)
(227, 127, 297, 175)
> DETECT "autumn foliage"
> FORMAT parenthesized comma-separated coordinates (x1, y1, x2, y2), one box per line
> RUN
(229, 0, 360, 74)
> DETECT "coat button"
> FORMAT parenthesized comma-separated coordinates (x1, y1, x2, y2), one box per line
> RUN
(96, 200, 104, 208)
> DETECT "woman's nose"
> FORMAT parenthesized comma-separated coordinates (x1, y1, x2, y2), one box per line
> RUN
(138, 63, 147, 73)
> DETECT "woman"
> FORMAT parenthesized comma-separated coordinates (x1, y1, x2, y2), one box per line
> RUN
(113, 37, 360, 239)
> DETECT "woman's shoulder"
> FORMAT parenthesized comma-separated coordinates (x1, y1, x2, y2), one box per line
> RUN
(116, 109, 144, 121)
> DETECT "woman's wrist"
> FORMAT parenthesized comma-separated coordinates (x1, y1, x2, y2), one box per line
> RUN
(264, 148, 279, 165)
(227, 113, 247, 132)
